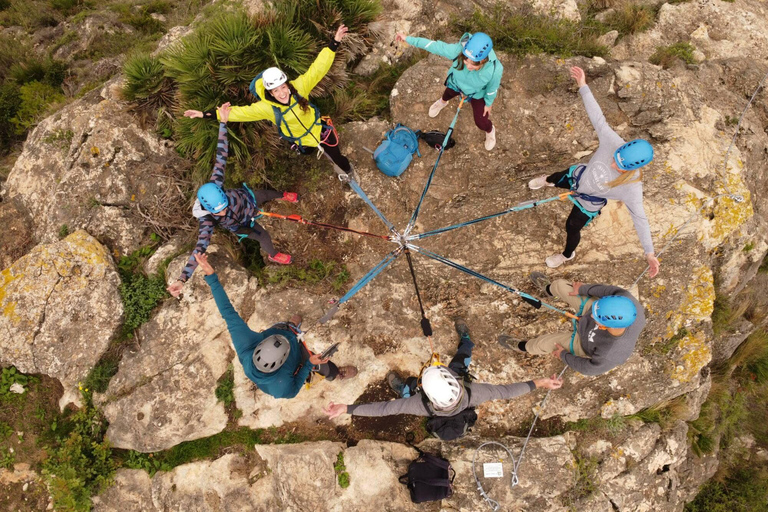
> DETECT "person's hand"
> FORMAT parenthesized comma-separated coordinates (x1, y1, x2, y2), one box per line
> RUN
(324, 402, 348, 419)
(395, 32, 408, 44)
(534, 374, 564, 390)
(218, 102, 231, 123)
(334, 24, 348, 43)
(569, 282, 584, 295)
(646, 253, 660, 278)
(194, 253, 215, 276)
(552, 343, 566, 360)
(483, 105, 492, 118)
(570, 66, 587, 87)
(167, 281, 184, 298)
(309, 354, 330, 366)
(184, 109, 204, 119)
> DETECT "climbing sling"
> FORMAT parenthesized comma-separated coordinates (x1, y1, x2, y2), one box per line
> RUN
(558, 164, 606, 225)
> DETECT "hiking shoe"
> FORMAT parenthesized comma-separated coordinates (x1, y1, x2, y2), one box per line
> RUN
(288, 314, 302, 327)
(529, 271, 552, 296)
(280, 192, 299, 203)
(337, 366, 358, 380)
(268, 252, 292, 265)
(528, 175, 555, 190)
(484, 125, 496, 151)
(545, 251, 575, 269)
(454, 319, 471, 338)
(498, 335, 526, 353)
(429, 98, 449, 118)
(387, 371, 406, 396)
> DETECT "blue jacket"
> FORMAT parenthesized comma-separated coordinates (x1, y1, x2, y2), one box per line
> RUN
(204, 274, 312, 399)
(407, 36, 504, 106)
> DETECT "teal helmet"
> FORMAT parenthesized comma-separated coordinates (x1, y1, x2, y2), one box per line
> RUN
(614, 139, 654, 171)
(592, 296, 637, 329)
(197, 183, 228, 214)
(461, 32, 493, 62)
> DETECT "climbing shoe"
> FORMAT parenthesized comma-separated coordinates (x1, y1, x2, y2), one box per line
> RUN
(429, 98, 449, 118)
(337, 366, 358, 380)
(529, 271, 552, 296)
(268, 252, 292, 265)
(387, 371, 406, 396)
(498, 335, 526, 353)
(280, 192, 299, 203)
(545, 251, 575, 269)
(528, 175, 555, 190)
(484, 125, 496, 151)
(454, 319, 471, 338)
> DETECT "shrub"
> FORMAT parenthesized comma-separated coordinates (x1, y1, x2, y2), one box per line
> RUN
(10, 81, 65, 134)
(215, 365, 235, 406)
(334, 451, 351, 489)
(686, 466, 768, 512)
(604, 3, 656, 36)
(122, 52, 175, 111)
(265, 258, 350, 290)
(452, 4, 608, 58)
(119, 268, 167, 333)
(649, 42, 696, 69)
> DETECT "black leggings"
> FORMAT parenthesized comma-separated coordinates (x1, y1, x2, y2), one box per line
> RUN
(235, 190, 283, 257)
(296, 126, 351, 173)
(547, 168, 599, 258)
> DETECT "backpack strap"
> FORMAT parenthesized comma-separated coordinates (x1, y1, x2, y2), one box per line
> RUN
(409, 478, 452, 488)
(419, 453, 452, 471)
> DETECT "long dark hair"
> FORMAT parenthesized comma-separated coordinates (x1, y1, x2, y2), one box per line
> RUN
(265, 83, 310, 113)
(453, 55, 489, 71)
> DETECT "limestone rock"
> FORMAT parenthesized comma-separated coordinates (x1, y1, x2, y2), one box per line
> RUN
(98, 247, 256, 452)
(0, 230, 122, 408)
(0, 198, 34, 270)
(596, 30, 619, 48)
(531, 0, 582, 22)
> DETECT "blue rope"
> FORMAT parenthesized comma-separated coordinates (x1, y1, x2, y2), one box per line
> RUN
(347, 179, 396, 233)
(404, 97, 466, 236)
(338, 247, 403, 305)
(411, 193, 571, 240)
(407, 244, 575, 318)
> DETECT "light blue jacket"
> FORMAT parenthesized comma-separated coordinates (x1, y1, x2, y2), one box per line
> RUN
(407, 36, 504, 106)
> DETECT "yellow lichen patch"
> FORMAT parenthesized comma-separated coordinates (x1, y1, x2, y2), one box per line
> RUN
(670, 330, 711, 383)
(62, 230, 111, 269)
(665, 265, 714, 338)
(710, 173, 753, 244)
(0, 268, 22, 323)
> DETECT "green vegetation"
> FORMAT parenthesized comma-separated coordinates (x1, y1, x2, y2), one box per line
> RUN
(215, 364, 236, 407)
(58, 223, 70, 238)
(649, 42, 696, 69)
(562, 453, 598, 507)
(265, 258, 350, 292)
(603, 3, 657, 35)
(686, 467, 768, 512)
(646, 327, 689, 355)
(334, 451, 351, 489)
(44, 128, 74, 148)
(453, 4, 608, 58)
(0, 365, 36, 399)
(742, 241, 755, 253)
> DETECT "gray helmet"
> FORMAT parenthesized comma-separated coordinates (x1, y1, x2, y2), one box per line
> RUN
(253, 334, 291, 373)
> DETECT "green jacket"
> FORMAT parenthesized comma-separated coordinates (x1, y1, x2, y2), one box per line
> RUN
(407, 36, 504, 106)
(219, 46, 337, 147)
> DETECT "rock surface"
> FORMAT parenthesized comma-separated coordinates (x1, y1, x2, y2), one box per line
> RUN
(0, 230, 123, 408)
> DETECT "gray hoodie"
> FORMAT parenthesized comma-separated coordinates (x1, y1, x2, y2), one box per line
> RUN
(347, 367, 535, 417)
(562, 283, 646, 376)
(573, 85, 654, 255)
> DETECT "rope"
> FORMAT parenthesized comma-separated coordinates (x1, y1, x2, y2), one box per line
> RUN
(347, 178, 397, 233)
(472, 442, 519, 512)
(403, 96, 467, 237)
(409, 192, 574, 241)
(257, 210, 392, 241)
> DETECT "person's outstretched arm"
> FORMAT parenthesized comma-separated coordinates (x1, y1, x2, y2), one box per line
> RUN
(209, 104, 230, 186)
(324, 394, 431, 419)
(570, 66, 623, 147)
(398, 33, 463, 60)
(169, 217, 215, 294)
(468, 376, 562, 406)
(292, 25, 348, 97)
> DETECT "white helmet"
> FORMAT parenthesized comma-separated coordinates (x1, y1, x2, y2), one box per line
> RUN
(253, 334, 291, 373)
(421, 365, 462, 409)
(262, 67, 288, 90)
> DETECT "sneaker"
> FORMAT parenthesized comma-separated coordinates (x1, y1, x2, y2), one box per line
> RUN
(387, 371, 406, 396)
(280, 192, 299, 203)
(429, 98, 449, 118)
(337, 366, 358, 380)
(484, 125, 496, 151)
(528, 175, 555, 190)
(529, 271, 552, 296)
(545, 251, 575, 269)
(454, 319, 470, 338)
(288, 314, 302, 327)
(498, 335, 526, 353)
(268, 252, 292, 265)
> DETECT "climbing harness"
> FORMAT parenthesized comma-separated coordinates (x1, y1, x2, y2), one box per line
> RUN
(403, 96, 467, 237)
(560, 164, 606, 225)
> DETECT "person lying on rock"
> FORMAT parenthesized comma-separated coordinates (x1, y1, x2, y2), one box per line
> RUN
(183, 25, 357, 182)
(167, 102, 297, 298)
(395, 31, 503, 151)
(527, 66, 660, 276)
(324, 319, 561, 436)
(499, 272, 645, 376)
(194, 252, 358, 398)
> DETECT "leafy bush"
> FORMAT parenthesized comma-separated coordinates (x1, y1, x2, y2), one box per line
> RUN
(215, 365, 235, 406)
(10, 81, 64, 134)
(334, 451, 351, 488)
(686, 467, 768, 512)
(0, 365, 35, 399)
(649, 42, 696, 69)
(604, 3, 656, 36)
(123, 450, 172, 477)
(452, 4, 608, 58)
(119, 267, 167, 333)
(122, 52, 175, 111)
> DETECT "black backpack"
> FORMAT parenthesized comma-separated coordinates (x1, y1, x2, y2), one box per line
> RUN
(398, 445, 455, 503)
(420, 383, 477, 441)
(417, 130, 456, 151)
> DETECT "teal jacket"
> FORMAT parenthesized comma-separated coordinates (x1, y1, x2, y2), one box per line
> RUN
(204, 274, 312, 399)
(407, 36, 504, 106)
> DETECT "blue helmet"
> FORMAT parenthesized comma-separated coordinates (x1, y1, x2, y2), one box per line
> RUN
(591, 296, 637, 329)
(462, 32, 493, 62)
(197, 183, 228, 214)
(614, 139, 654, 171)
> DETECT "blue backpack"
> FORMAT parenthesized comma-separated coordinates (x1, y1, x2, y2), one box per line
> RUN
(373, 124, 421, 177)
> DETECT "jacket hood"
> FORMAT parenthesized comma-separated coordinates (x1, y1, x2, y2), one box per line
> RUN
(252, 77, 289, 109)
